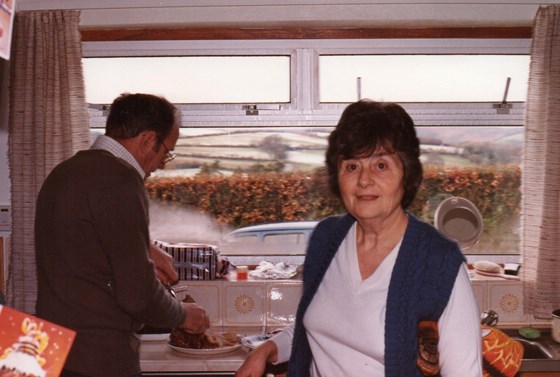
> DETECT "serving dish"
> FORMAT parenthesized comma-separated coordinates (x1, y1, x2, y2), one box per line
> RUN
(167, 341, 241, 355)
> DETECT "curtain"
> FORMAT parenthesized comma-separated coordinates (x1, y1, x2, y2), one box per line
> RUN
(6, 10, 89, 313)
(522, 5, 560, 319)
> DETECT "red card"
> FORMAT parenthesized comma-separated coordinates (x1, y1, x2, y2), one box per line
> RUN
(0, 305, 76, 377)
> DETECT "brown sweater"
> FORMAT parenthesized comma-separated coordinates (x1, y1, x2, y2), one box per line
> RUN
(35, 149, 185, 377)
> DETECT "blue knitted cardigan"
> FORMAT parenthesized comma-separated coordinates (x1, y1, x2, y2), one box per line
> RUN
(286, 213, 465, 377)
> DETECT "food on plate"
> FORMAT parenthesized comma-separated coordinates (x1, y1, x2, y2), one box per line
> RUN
(169, 328, 239, 349)
(169, 292, 238, 349)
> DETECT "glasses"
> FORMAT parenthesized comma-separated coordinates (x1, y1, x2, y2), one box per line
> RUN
(158, 138, 176, 164)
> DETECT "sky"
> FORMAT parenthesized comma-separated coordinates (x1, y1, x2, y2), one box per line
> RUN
(83, 55, 529, 104)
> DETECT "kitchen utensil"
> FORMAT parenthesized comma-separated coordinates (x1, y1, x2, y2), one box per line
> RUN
(166, 283, 178, 300)
(434, 196, 483, 250)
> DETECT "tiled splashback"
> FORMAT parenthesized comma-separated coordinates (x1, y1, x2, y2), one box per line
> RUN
(470, 276, 551, 328)
(174, 279, 302, 335)
(176, 276, 550, 334)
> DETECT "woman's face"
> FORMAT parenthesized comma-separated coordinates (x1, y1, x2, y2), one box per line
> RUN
(338, 149, 405, 223)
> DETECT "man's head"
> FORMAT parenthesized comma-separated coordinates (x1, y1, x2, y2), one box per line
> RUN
(106, 93, 180, 176)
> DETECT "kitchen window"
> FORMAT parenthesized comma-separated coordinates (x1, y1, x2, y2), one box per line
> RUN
(83, 56, 290, 104)
(319, 54, 529, 103)
(83, 38, 529, 261)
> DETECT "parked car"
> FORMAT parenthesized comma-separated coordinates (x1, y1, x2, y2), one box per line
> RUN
(220, 221, 318, 256)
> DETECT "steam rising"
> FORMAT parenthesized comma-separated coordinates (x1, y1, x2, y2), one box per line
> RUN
(149, 200, 232, 245)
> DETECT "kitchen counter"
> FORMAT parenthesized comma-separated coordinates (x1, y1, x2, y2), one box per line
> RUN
(139, 330, 560, 376)
(139, 337, 247, 376)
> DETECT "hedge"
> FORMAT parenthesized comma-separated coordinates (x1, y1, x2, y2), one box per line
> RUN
(146, 165, 521, 236)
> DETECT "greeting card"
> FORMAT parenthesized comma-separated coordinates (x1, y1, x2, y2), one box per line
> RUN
(0, 305, 75, 377)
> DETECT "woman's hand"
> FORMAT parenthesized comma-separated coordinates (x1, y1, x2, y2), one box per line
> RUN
(235, 340, 279, 377)
(149, 243, 179, 285)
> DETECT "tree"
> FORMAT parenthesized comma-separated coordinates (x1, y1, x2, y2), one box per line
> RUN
(198, 160, 223, 175)
(259, 135, 288, 161)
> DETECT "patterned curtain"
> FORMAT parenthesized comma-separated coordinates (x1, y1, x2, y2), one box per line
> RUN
(522, 5, 560, 319)
(6, 10, 90, 313)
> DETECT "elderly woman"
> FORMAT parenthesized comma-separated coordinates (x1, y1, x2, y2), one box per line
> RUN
(235, 100, 482, 377)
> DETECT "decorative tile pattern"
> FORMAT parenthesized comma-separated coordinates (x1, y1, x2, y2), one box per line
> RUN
(488, 281, 528, 325)
(173, 276, 547, 331)
(223, 281, 266, 327)
(234, 293, 255, 314)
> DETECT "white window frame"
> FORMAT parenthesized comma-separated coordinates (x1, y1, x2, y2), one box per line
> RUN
(83, 38, 528, 263)
(83, 38, 530, 128)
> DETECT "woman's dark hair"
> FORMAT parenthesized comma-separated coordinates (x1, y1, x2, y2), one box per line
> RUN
(105, 93, 178, 144)
(326, 99, 422, 209)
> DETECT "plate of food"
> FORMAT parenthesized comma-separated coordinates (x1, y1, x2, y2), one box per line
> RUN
(167, 342, 241, 355)
(167, 328, 241, 355)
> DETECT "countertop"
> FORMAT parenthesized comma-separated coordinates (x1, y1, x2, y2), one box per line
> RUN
(139, 336, 247, 374)
(139, 330, 560, 375)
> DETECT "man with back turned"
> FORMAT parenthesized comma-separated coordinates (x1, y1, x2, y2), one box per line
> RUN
(35, 93, 210, 377)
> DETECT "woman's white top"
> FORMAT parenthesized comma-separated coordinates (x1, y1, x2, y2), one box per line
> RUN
(271, 223, 482, 376)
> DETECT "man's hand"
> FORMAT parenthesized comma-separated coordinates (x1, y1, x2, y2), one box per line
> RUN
(149, 243, 179, 285)
(180, 303, 210, 334)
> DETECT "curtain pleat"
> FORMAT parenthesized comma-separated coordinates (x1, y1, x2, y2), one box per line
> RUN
(6, 10, 90, 313)
(522, 5, 560, 319)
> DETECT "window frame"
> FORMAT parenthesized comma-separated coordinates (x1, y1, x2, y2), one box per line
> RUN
(83, 38, 529, 263)
(83, 38, 530, 127)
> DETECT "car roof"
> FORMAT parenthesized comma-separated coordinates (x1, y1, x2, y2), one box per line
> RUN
(228, 221, 318, 235)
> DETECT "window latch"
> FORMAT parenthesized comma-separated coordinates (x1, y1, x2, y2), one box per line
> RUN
(242, 104, 259, 116)
(493, 77, 512, 114)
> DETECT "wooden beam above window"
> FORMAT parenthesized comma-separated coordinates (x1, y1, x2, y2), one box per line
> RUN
(80, 27, 533, 42)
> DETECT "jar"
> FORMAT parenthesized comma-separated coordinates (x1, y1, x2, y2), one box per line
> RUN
(237, 265, 248, 280)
